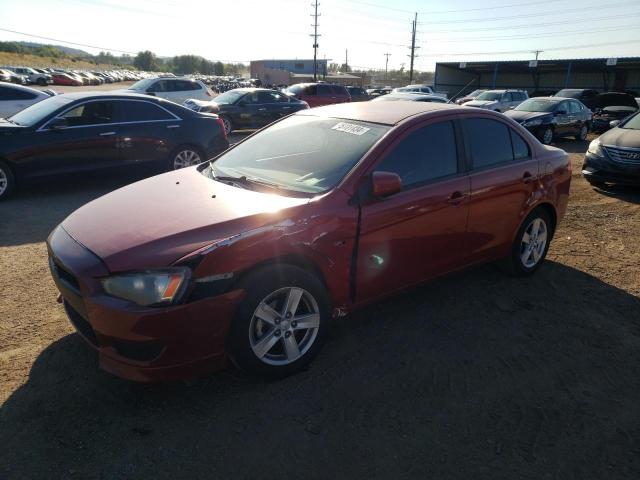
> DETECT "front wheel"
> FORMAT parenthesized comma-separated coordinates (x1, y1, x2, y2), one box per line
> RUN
(220, 116, 233, 135)
(541, 127, 554, 145)
(228, 265, 330, 378)
(0, 160, 16, 201)
(502, 208, 553, 276)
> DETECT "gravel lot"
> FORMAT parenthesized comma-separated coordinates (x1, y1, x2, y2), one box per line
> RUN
(1, 122, 639, 478)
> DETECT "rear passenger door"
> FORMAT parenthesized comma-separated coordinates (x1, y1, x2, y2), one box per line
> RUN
(356, 120, 471, 301)
(118, 100, 182, 165)
(463, 117, 538, 263)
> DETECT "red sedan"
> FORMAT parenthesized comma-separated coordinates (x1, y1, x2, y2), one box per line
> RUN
(51, 73, 83, 86)
(47, 102, 570, 381)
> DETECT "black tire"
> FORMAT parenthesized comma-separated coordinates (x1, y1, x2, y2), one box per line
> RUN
(0, 160, 16, 201)
(220, 116, 233, 135)
(541, 126, 554, 145)
(168, 145, 205, 171)
(228, 265, 331, 378)
(37, 78, 47, 86)
(502, 208, 553, 277)
(576, 123, 589, 141)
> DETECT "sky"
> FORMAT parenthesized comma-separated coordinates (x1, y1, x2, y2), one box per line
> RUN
(0, 0, 639, 71)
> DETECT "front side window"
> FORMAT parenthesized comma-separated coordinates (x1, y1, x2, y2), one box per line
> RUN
(318, 85, 332, 95)
(476, 91, 502, 101)
(121, 101, 174, 122)
(464, 118, 514, 168)
(58, 101, 115, 127)
(375, 121, 458, 189)
(210, 115, 389, 194)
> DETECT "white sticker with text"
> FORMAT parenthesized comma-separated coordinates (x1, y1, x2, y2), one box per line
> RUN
(332, 122, 370, 136)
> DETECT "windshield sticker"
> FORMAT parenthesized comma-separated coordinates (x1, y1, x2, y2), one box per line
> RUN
(332, 122, 370, 136)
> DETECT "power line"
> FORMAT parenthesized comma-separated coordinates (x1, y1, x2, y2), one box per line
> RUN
(416, 0, 638, 25)
(0, 27, 138, 55)
(343, 0, 561, 15)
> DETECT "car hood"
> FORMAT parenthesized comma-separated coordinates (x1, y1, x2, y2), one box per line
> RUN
(61, 167, 311, 272)
(504, 110, 552, 122)
(0, 119, 27, 131)
(465, 100, 497, 108)
(598, 127, 640, 148)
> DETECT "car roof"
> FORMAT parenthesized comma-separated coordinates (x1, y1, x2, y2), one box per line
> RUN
(0, 82, 43, 94)
(297, 101, 460, 125)
(51, 91, 174, 102)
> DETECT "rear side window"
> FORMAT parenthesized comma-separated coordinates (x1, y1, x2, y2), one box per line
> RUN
(464, 118, 515, 168)
(331, 85, 348, 95)
(121, 101, 175, 122)
(510, 130, 530, 160)
(376, 121, 458, 189)
(318, 85, 332, 95)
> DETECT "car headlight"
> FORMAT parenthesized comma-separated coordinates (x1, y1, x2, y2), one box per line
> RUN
(587, 139, 604, 157)
(523, 118, 543, 127)
(101, 267, 190, 306)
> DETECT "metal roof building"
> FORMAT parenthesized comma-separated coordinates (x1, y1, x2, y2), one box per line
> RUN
(434, 57, 640, 98)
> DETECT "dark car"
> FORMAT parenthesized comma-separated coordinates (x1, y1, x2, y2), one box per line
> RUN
(554, 89, 599, 109)
(504, 97, 592, 144)
(591, 92, 639, 132)
(46, 101, 570, 381)
(455, 89, 487, 105)
(346, 86, 370, 102)
(183, 88, 309, 135)
(0, 92, 228, 200)
(583, 111, 640, 187)
(285, 83, 351, 108)
(371, 93, 448, 104)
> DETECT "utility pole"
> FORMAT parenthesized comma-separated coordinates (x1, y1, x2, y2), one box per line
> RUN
(532, 50, 543, 60)
(384, 52, 391, 81)
(345, 49, 348, 71)
(408, 12, 418, 84)
(310, 0, 321, 81)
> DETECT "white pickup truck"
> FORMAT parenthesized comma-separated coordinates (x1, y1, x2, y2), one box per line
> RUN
(392, 84, 448, 99)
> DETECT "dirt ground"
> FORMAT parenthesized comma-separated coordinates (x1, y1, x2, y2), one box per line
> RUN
(1, 135, 639, 479)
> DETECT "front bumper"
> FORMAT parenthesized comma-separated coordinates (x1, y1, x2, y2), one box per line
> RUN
(47, 225, 245, 382)
(582, 152, 640, 186)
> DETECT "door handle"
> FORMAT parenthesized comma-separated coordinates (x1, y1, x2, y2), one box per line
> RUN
(99, 131, 116, 136)
(258, 108, 267, 111)
(447, 191, 465, 205)
(166, 124, 180, 129)
(283, 106, 292, 110)
(522, 171, 533, 183)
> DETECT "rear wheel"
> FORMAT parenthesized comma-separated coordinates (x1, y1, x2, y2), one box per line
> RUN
(0, 160, 16, 201)
(228, 265, 330, 378)
(170, 146, 204, 170)
(576, 123, 589, 141)
(502, 208, 553, 276)
(37, 78, 47, 86)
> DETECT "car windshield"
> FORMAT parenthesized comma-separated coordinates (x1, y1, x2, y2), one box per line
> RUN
(515, 99, 558, 112)
(476, 91, 502, 101)
(127, 78, 156, 91)
(621, 112, 640, 129)
(208, 115, 389, 194)
(213, 90, 245, 105)
(9, 95, 74, 126)
(468, 90, 484, 97)
(555, 90, 581, 98)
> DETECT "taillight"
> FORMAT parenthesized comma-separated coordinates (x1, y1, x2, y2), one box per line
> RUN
(215, 117, 227, 139)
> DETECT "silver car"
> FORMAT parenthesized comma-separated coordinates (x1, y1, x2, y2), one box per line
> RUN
(464, 89, 528, 112)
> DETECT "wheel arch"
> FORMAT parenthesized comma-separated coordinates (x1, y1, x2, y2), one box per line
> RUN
(528, 201, 557, 240)
(233, 253, 329, 292)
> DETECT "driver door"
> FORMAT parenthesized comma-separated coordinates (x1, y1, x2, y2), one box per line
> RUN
(22, 100, 121, 178)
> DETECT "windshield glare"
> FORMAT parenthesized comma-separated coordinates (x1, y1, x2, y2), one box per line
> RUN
(213, 90, 245, 104)
(9, 96, 74, 126)
(209, 115, 389, 194)
(476, 92, 502, 101)
(620, 112, 640, 129)
(515, 99, 557, 112)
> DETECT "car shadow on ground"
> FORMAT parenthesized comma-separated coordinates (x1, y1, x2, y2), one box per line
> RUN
(2, 261, 639, 479)
(591, 184, 640, 205)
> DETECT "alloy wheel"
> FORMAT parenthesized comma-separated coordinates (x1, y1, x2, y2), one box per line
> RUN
(579, 125, 588, 140)
(173, 149, 201, 169)
(520, 217, 548, 268)
(0, 167, 8, 197)
(249, 287, 320, 366)
(542, 128, 553, 144)
(221, 117, 232, 135)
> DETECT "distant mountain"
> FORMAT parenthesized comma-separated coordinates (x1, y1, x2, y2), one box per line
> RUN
(16, 41, 91, 57)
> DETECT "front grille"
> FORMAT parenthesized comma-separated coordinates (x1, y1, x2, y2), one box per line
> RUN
(603, 146, 640, 165)
(64, 301, 99, 347)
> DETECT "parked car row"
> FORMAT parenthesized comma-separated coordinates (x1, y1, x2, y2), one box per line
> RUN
(0, 66, 151, 87)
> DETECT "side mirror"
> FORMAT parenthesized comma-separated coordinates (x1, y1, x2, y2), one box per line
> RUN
(371, 171, 402, 198)
(48, 117, 68, 130)
(610, 119, 621, 128)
